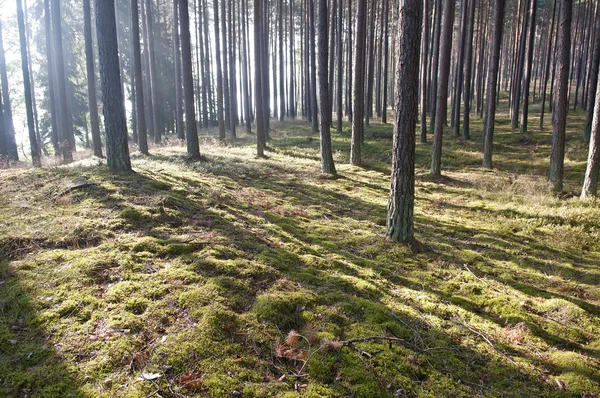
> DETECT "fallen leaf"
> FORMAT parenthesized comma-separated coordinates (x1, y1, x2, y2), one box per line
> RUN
(138, 372, 162, 381)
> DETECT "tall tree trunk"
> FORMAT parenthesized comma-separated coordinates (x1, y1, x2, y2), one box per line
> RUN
(279, 0, 286, 121)
(23, 0, 43, 155)
(51, 0, 73, 161)
(242, 0, 252, 131)
(131, 0, 149, 155)
(173, 0, 185, 140)
(84, 0, 103, 157)
(420, 0, 430, 142)
(462, 0, 476, 139)
(429, 0, 442, 132)
(0, 23, 17, 161)
(585, 5, 600, 143)
(549, 0, 572, 192)
(519, 0, 538, 134)
(179, 0, 201, 159)
(43, 0, 59, 156)
(387, 0, 422, 243)
(144, 0, 161, 143)
(96, 0, 132, 172)
(350, 0, 367, 166)
(430, 0, 454, 178)
(336, 0, 343, 132)
(221, 0, 231, 132)
(318, 0, 336, 174)
(255, 0, 267, 156)
(214, 0, 226, 139)
(310, 0, 319, 132)
(582, 70, 600, 199)
(16, 0, 40, 167)
(229, 0, 238, 137)
(540, 0, 557, 129)
(482, 0, 506, 168)
(452, 0, 469, 136)
(290, 0, 297, 118)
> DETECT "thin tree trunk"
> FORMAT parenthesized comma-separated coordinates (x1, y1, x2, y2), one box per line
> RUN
(430, 0, 455, 178)
(336, 0, 343, 132)
(50, 0, 73, 160)
(255, 0, 266, 156)
(318, 0, 336, 174)
(179, 0, 201, 159)
(549, 0, 572, 192)
(350, 0, 367, 166)
(585, 4, 600, 143)
(581, 70, 600, 198)
(84, 0, 103, 157)
(462, 0, 476, 139)
(420, 0, 430, 142)
(131, 0, 148, 155)
(540, 0, 557, 129)
(173, 0, 185, 140)
(144, 0, 161, 143)
(519, 0, 538, 134)
(16, 0, 40, 167)
(214, 0, 226, 139)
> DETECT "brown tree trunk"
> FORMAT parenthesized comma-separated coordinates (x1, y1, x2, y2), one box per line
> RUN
(387, 0, 422, 243)
(255, 0, 267, 156)
(430, 0, 454, 178)
(318, 0, 336, 174)
(96, 0, 131, 171)
(519, 0, 538, 134)
(179, 0, 201, 159)
(131, 0, 149, 155)
(462, 0, 476, 139)
(84, 0, 103, 157)
(350, 0, 367, 166)
(16, 0, 40, 167)
(482, 0, 506, 168)
(582, 70, 600, 199)
(549, 0, 572, 192)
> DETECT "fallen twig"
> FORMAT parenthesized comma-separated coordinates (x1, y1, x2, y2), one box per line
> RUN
(54, 182, 99, 199)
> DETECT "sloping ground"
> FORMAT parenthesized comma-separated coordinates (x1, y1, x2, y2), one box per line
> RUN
(1, 119, 600, 397)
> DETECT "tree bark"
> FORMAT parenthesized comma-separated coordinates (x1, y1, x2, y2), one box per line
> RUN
(144, 0, 161, 143)
(519, 0, 538, 134)
(430, 0, 454, 178)
(96, 0, 132, 171)
(84, 0, 103, 157)
(549, 0, 572, 192)
(540, 0, 557, 129)
(255, 0, 267, 156)
(131, 0, 149, 155)
(318, 0, 336, 174)
(482, 0, 506, 168)
(179, 0, 201, 159)
(462, 0, 476, 139)
(50, 0, 73, 160)
(350, 0, 367, 166)
(387, 0, 422, 243)
(173, 0, 185, 140)
(585, 6, 600, 143)
(16, 0, 40, 167)
(213, 0, 226, 139)
(420, 0, 430, 142)
(582, 69, 600, 199)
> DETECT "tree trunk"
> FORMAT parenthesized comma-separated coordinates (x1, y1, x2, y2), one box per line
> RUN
(144, 0, 161, 143)
(43, 0, 59, 156)
(585, 6, 600, 143)
(279, 0, 286, 121)
(318, 0, 336, 174)
(255, 0, 267, 156)
(310, 0, 319, 132)
(173, 0, 184, 140)
(179, 0, 201, 159)
(131, 0, 149, 155)
(430, 0, 454, 178)
(519, 0, 538, 134)
(582, 70, 600, 199)
(16, 0, 40, 167)
(50, 0, 73, 160)
(336, 0, 343, 132)
(549, 0, 572, 192)
(96, 0, 131, 172)
(350, 0, 367, 166)
(540, 0, 557, 129)
(229, 0, 238, 138)
(420, 0, 430, 142)
(84, 0, 103, 157)
(462, 0, 476, 139)
(213, 0, 226, 139)
(387, 0, 422, 243)
(482, 0, 506, 168)
(428, 0, 442, 132)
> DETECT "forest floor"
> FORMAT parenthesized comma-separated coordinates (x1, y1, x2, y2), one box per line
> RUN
(1, 109, 600, 397)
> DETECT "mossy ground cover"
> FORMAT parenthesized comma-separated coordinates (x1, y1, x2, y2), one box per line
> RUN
(1, 108, 600, 397)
